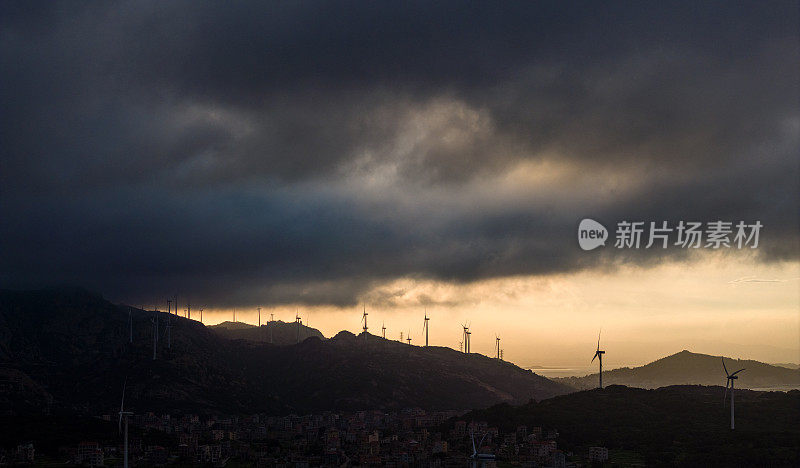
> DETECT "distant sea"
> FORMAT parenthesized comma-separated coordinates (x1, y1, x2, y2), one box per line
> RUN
(527, 365, 610, 378)
(527, 366, 800, 392)
(749, 385, 800, 392)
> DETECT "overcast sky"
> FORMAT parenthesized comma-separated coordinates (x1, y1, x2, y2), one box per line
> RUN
(1, 2, 798, 364)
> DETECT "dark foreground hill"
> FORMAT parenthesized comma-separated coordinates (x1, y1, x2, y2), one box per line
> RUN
(210, 320, 324, 344)
(556, 350, 800, 390)
(0, 288, 570, 417)
(464, 385, 800, 467)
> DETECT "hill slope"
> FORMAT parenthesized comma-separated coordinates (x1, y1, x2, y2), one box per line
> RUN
(0, 288, 571, 416)
(464, 385, 800, 466)
(210, 320, 324, 344)
(556, 350, 800, 390)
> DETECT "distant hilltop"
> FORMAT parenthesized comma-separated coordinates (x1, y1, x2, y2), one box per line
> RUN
(556, 350, 800, 390)
(209, 320, 325, 345)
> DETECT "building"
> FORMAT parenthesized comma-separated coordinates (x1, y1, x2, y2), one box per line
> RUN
(588, 446, 609, 462)
(15, 444, 35, 464)
(77, 442, 103, 467)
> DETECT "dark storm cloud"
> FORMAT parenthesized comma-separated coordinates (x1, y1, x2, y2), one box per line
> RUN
(1, 1, 797, 307)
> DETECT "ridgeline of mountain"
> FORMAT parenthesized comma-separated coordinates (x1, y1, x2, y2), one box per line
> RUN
(772, 362, 800, 370)
(0, 288, 571, 417)
(463, 385, 800, 466)
(556, 350, 800, 390)
(210, 320, 324, 344)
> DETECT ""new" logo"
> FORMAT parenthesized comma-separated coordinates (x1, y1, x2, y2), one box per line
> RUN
(578, 219, 608, 250)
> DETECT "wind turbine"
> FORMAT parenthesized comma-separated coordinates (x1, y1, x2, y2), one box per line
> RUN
(406, 329, 412, 345)
(164, 314, 171, 349)
(151, 313, 159, 360)
(423, 311, 429, 347)
(167, 299, 172, 315)
(723, 358, 746, 430)
(258, 307, 261, 327)
(118, 380, 133, 468)
(465, 323, 471, 354)
(361, 305, 369, 342)
(461, 324, 468, 354)
(591, 330, 605, 388)
(495, 335, 501, 360)
(199, 308, 203, 324)
(469, 430, 496, 467)
(295, 312, 301, 343)
(381, 322, 386, 339)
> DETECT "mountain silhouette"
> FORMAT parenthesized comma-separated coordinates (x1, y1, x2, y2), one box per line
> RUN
(556, 350, 800, 390)
(0, 288, 570, 416)
(210, 320, 324, 344)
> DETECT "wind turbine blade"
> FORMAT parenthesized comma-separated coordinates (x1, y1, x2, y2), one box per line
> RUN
(722, 358, 729, 376)
(471, 431, 476, 457)
(597, 330, 601, 351)
(591, 352, 597, 363)
(120, 379, 127, 413)
(723, 379, 730, 406)
(731, 368, 746, 376)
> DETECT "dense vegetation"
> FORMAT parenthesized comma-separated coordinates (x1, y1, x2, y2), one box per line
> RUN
(466, 385, 800, 466)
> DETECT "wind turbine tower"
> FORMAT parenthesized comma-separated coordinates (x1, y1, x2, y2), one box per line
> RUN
(165, 314, 171, 349)
(461, 324, 468, 354)
(361, 305, 368, 332)
(423, 311, 429, 347)
(118, 380, 133, 468)
(592, 330, 605, 388)
(495, 335, 501, 360)
(295, 312, 301, 343)
(406, 330, 412, 345)
(151, 313, 159, 360)
(167, 299, 172, 315)
(723, 358, 746, 430)
(382, 322, 386, 339)
(199, 308, 203, 324)
(258, 307, 261, 327)
(465, 325, 471, 353)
